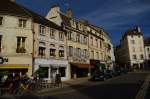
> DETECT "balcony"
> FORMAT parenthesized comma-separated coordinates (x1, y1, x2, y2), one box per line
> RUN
(16, 48, 26, 53)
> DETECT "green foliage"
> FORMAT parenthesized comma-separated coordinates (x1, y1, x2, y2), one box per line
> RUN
(34, 67, 47, 78)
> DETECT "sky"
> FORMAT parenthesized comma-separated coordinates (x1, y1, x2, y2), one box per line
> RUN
(16, 0, 150, 46)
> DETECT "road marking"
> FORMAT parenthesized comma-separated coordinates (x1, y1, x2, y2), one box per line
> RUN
(135, 74, 150, 99)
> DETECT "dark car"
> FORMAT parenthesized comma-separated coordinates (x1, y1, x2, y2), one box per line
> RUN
(120, 68, 128, 74)
(90, 71, 106, 81)
(113, 69, 121, 76)
(104, 70, 113, 78)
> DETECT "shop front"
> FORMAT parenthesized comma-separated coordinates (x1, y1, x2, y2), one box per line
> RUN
(0, 64, 31, 77)
(70, 63, 92, 78)
(34, 59, 69, 81)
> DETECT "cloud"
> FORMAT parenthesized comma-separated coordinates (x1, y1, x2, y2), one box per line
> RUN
(83, 2, 150, 29)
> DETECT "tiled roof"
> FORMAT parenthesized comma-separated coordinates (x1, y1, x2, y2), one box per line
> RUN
(0, 0, 31, 17)
(122, 28, 142, 39)
(60, 13, 71, 26)
(0, 0, 64, 31)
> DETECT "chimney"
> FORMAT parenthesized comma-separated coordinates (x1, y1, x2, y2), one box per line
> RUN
(66, 8, 72, 18)
(10, 0, 16, 2)
(136, 26, 141, 33)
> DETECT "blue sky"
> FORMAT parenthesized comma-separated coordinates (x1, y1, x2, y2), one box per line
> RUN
(16, 0, 150, 46)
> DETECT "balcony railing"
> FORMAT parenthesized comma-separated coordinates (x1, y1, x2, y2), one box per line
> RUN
(16, 48, 26, 53)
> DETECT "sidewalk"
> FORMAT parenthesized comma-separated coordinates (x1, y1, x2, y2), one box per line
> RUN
(36, 77, 90, 94)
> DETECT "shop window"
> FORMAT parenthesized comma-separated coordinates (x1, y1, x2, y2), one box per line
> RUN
(19, 19, 27, 28)
(59, 67, 66, 77)
(39, 67, 49, 78)
(59, 50, 64, 57)
(16, 37, 26, 53)
(50, 48, 56, 56)
(0, 17, 3, 25)
(39, 47, 45, 56)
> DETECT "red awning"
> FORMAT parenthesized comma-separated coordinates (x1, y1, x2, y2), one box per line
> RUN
(70, 63, 94, 69)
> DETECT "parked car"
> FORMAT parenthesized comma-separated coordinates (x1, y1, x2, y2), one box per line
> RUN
(104, 70, 113, 78)
(120, 68, 128, 74)
(113, 69, 121, 76)
(90, 71, 106, 81)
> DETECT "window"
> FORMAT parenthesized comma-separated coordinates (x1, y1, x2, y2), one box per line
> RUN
(96, 52, 99, 59)
(83, 36, 87, 44)
(39, 47, 45, 56)
(16, 37, 26, 53)
(131, 40, 135, 44)
(132, 47, 135, 52)
(140, 54, 144, 60)
(83, 49, 87, 58)
(0, 35, 2, 52)
(39, 25, 46, 35)
(91, 51, 94, 59)
(68, 31, 72, 40)
(19, 19, 27, 28)
(91, 36, 93, 45)
(59, 67, 66, 77)
(50, 48, 56, 56)
(59, 32, 64, 41)
(76, 33, 80, 42)
(100, 40, 102, 48)
(39, 67, 49, 78)
(50, 29, 55, 39)
(69, 46, 73, 56)
(147, 48, 150, 51)
(0, 17, 3, 25)
(148, 54, 150, 59)
(133, 55, 137, 60)
(96, 39, 98, 47)
(77, 48, 81, 57)
(59, 50, 64, 57)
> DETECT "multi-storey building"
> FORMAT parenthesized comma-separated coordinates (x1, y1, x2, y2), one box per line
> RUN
(103, 31, 115, 70)
(46, 6, 89, 78)
(32, 13, 69, 81)
(144, 37, 150, 69)
(115, 27, 145, 69)
(0, 0, 33, 76)
(86, 25, 105, 71)
(46, 5, 114, 78)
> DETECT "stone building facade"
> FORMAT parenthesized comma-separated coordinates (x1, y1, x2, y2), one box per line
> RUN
(115, 27, 145, 69)
(0, 0, 33, 77)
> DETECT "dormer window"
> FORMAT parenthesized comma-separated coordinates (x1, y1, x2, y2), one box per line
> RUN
(0, 17, 3, 25)
(19, 19, 27, 28)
